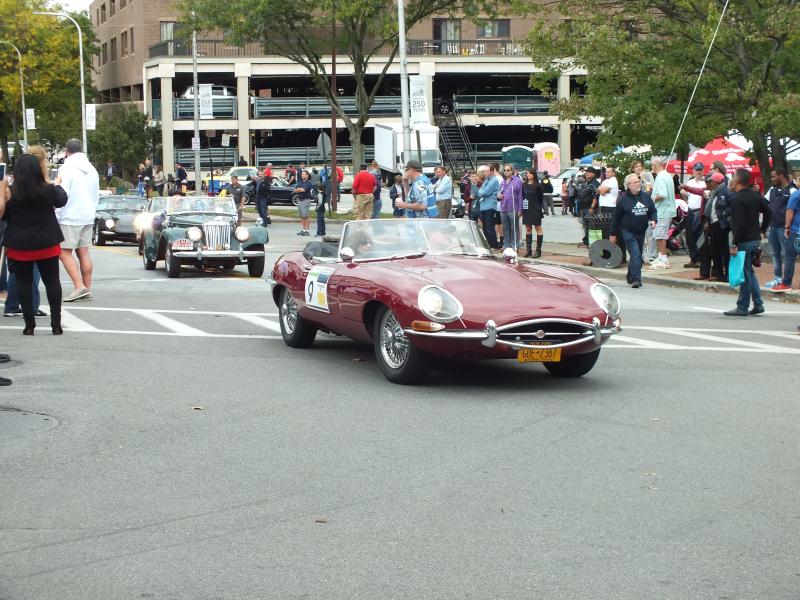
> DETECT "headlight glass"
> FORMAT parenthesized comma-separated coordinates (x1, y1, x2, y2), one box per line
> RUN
(187, 227, 202, 242)
(234, 226, 250, 242)
(418, 286, 463, 323)
(105, 218, 115, 229)
(590, 283, 621, 316)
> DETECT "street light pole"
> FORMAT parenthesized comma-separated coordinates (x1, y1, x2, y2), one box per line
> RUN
(33, 11, 87, 152)
(0, 41, 28, 149)
(397, 0, 412, 156)
(192, 25, 201, 196)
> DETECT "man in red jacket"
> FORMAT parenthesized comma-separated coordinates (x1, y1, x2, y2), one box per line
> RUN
(351, 163, 377, 220)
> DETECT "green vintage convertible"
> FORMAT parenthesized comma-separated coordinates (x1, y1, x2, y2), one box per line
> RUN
(141, 196, 268, 278)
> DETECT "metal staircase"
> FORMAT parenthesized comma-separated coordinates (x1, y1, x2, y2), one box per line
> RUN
(434, 101, 476, 176)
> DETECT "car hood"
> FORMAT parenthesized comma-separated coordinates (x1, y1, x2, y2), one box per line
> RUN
(371, 255, 604, 325)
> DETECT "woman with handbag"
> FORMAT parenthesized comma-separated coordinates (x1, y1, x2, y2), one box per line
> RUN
(0, 154, 68, 335)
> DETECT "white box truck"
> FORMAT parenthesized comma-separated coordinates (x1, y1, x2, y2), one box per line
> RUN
(374, 123, 441, 184)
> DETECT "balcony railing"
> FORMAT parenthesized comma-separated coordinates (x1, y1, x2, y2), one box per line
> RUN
(255, 146, 375, 166)
(253, 96, 400, 118)
(173, 97, 238, 120)
(149, 38, 526, 59)
(454, 95, 551, 115)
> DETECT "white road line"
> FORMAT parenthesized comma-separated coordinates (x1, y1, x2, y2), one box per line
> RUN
(230, 313, 282, 333)
(63, 306, 278, 317)
(0, 325, 280, 340)
(129, 309, 209, 336)
(692, 306, 800, 315)
(626, 327, 798, 352)
(612, 335, 684, 349)
(60, 309, 99, 332)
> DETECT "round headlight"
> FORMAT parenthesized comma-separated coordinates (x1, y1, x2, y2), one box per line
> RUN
(235, 226, 250, 242)
(105, 218, 115, 229)
(418, 286, 463, 323)
(590, 283, 621, 317)
(187, 227, 202, 242)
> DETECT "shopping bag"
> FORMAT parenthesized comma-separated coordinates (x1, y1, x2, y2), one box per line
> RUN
(728, 251, 745, 288)
(589, 229, 603, 244)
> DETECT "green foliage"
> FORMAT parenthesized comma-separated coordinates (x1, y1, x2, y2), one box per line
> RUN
(88, 107, 162, 181)
(519, 0, 800, 175)
(186, 0, 508, 166)
(0, 1, 97, 159)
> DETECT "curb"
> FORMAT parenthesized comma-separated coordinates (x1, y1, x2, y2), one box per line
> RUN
(531, 258, 800, 304)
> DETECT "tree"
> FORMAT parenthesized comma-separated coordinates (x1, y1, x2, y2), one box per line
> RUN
(0, 0, 96, 162)
(519, 0, 800, 177)
(88, 107, 161, 182)
(186, 0, 507, 168)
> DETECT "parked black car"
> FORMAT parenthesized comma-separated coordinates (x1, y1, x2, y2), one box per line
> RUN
(93, 195, 149, 245)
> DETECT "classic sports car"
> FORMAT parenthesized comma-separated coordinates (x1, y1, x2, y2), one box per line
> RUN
(142, 196, 268, 278)
(93, 195, 149, 245)
(239, 175, 312, 207)
(267, 219, 621, 384)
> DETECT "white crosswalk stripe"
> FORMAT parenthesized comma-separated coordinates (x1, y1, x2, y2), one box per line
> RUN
(1, 307, 798, 352)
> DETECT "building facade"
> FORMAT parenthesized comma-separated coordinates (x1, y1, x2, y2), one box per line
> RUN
(90, 8, 599, 175)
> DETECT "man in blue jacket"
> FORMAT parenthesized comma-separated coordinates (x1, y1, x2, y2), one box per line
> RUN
(473, 165, 499, 248)
(611, 174, 657, 288)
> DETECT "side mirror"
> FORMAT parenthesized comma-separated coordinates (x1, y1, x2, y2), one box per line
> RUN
(340, 247, 355, 263)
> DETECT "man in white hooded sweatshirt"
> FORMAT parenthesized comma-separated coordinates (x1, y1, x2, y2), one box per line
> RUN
(57, 139, 100, 302)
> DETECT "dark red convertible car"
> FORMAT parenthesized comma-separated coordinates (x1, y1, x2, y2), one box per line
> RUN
(267, 219, 621, 384)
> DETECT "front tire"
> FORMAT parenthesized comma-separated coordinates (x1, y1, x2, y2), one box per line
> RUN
(93, 224, 106, 246)
(142, 242, 156, 270)
(278, 287, 317, 347)
(373, 306, 428, 384)
(544, 349, 600, 378)
(164, 246, 181, 278)
(290, 193, 299, 206)
(247, 256, 265, 277)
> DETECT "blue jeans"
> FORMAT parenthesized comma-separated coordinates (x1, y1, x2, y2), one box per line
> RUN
(255, 196, 269, 224)
(767, 226, 789, 282)
(622, 229, 645, 284)
(371, 197, 382, 219)
(480, 209, 498, 247)
(735, 240, 763, 312)
(783, 231, 797, 286)
(500, 211, 519, 249)
(5, 265, 41, 313)
(316, 205, 326, 236)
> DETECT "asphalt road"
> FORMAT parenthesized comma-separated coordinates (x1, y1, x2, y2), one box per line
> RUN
(1, 226, 799, 600)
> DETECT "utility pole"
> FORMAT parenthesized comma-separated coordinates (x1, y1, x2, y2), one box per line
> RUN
(192, 24, 201, 196)
(330, 3, 338, 212)
(397, 0, 411, 156)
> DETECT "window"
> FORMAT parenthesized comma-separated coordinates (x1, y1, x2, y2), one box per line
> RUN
(95, 9, 99, 24)
(100, 3, 106, 22)
(433, 19, 461, 41)
(160, 21, 175, 41)
(110, 37, 117, 61)
(130, 27, 134, 53)
(476, 19, 510, 38)
(121, 30, 128, 56)
(110, 0, 115, 16)
(101, 42, 108, 64)
(120, 0, 126, 8)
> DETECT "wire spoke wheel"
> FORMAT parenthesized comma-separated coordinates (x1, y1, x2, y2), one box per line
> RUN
(281, 291, 298, 335)
(379, 310, 410, 369)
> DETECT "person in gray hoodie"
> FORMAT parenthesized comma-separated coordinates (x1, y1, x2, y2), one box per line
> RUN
(56, 138, 100, 302)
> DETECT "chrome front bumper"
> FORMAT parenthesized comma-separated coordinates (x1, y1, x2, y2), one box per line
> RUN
(172, 250, 265, 259)
(405, 317, 621, 350)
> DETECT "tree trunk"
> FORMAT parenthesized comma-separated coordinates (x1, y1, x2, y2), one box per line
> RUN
(770, 136, 787, 175)
(349, 129, 364, 171)
(0, 124, 8, 163)
(751, 132, 772, 188)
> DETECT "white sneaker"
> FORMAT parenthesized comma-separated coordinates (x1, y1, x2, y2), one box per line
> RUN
(649, 260, 668, 270)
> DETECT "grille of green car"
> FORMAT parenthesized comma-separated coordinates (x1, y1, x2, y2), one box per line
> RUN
(203, 222, 231, 250)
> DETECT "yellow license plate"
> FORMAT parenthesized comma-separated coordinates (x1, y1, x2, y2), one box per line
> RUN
(517, 347, 562, 363)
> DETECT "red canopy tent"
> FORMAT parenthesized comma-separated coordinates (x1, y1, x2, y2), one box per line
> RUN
(667, 137, 763, 187)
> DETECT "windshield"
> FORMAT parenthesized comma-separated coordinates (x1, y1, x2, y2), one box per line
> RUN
(402, 149, 442, 166)
(227, 167, 256, 179)
(98, 197, 148, 211)
(340, 219, 491, 261)
(165, 196, 236, 215)
(556, 168, 578, 179)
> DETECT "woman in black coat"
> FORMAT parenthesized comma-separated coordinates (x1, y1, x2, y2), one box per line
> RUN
(0, 154, 68, 335)
(521, 169, 545, 258)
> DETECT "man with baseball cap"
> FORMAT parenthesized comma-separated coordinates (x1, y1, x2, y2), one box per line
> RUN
(683, 171, 728, 280)
(395, 159, 438, 218)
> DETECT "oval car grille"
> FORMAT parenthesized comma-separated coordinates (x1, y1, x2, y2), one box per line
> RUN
(498, 321, 592, 346)
(203, 222, 231, 250)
